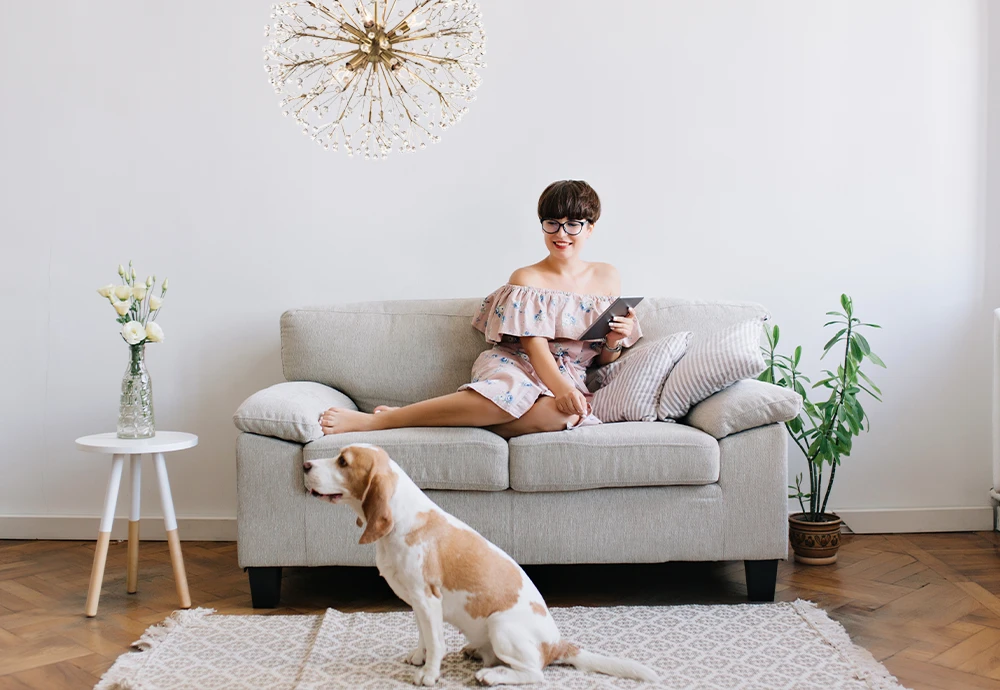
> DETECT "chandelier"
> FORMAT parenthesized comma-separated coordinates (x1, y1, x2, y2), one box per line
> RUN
(264, 1, 486, 159)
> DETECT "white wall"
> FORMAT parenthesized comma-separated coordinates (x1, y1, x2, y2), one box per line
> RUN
(1, 0, 994, 535)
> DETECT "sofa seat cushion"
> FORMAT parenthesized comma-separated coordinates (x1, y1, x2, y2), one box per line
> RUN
(508, 422, 719, 492)
(304, 427, 509, 491)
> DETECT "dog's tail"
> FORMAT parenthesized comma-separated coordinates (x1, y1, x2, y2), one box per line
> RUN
(555, 642, 659, 683)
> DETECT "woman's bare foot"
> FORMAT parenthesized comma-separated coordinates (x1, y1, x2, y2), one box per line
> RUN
(320, 407, 378, 434)
(373, 405, 399, 414)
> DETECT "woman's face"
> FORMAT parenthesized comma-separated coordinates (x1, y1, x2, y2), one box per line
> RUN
(541, 216, 594, 259)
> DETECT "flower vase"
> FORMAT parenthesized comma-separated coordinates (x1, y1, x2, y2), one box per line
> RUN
(118, 343, 155, 438)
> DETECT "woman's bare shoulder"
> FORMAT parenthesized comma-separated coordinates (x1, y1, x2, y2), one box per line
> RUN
(508, 265, 543, 286)
(590, 262, 621, 293)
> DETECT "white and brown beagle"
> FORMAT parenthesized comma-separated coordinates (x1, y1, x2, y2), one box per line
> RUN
(303, 443, 659, 687)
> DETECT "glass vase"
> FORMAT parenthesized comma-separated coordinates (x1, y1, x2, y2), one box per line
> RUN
(117, 343, 155, 438)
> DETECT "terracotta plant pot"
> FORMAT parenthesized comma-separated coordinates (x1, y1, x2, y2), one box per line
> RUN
(788, 513, 843, 565)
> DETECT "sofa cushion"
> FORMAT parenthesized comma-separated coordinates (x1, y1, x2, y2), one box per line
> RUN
(233, 382, 357, 443)
(591, 331, 693, 422)
(508, 422, 720, 492)
(684, 379, 803, 439)
(658, 317, 768, 420)
(304, 427, 509, 491)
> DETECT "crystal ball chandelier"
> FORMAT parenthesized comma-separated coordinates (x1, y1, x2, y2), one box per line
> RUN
(264, 1, 487, 159)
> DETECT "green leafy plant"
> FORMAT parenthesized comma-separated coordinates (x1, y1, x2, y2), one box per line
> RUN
(759, 294, 885, 522)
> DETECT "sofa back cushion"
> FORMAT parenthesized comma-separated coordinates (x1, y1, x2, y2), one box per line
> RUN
(281, 297, 769, 412)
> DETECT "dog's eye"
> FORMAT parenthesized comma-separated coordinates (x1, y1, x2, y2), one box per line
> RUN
(337, 456, 347, 467)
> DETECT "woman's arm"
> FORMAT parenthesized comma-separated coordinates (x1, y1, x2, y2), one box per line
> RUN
(520, 336, 588, 416)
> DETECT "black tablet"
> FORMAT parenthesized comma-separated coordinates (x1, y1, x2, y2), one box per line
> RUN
(578, 297, 644, 341)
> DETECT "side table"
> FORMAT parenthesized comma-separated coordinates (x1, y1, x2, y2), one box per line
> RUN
(76, 431, 198, 617)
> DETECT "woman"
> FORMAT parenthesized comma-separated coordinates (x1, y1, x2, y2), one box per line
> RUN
(320, 180, 642, 438)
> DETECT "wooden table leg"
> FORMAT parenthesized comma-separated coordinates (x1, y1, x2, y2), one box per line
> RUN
(154, 452, 191, 609)
(85, 454, 125, 617)
(126, 454, 141, 594)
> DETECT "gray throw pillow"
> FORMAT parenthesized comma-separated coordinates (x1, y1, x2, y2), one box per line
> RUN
(233, 382, 357, 443)
(683, 379, 803, 439)
(591, 331, 693, 422)
(657, 318, 767, 420)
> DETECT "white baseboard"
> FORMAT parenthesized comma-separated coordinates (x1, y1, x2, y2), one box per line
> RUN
(1, 507, 995, 541)
(828, 507, 995, 534)
(0, 515, 237, 541)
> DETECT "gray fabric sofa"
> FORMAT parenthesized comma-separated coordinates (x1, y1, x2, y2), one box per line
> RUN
(235, 297, 792, 607)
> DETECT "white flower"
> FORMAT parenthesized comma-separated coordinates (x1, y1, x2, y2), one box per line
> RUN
(149, 295, 163, 310)
(145, 275, 153, 287)
(111, 299, 130, 316)
(97, 284, 115, 298)
(132, 285, 147, 301)
(122, 321, 146, 345)
(113, 285, 132, 301)
(146, 322, 164, 343)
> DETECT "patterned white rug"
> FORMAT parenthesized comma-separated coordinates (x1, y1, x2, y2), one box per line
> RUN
(95, 601, 908, 689)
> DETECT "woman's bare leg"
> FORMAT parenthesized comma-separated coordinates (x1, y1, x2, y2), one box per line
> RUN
(486, 396, 580, 439)
(321, 390, 514, 435)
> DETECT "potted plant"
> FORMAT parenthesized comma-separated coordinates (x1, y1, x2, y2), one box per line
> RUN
(759, 294, 885, 564)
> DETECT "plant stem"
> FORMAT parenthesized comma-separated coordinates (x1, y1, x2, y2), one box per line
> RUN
(820, 461, 837, 515)
(817, 314, 853, 518)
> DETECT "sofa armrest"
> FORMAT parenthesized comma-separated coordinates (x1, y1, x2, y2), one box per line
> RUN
(717, 423, 789, 561)
(234, 381, 358, 443)
(683, 379, 801, 440)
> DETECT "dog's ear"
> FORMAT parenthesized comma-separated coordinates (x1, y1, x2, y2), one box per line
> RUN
(359, 467, 395, 544)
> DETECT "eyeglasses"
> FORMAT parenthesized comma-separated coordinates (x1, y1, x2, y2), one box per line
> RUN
(541, 219, 589, 236)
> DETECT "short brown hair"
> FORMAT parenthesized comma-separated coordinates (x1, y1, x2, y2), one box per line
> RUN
(537, 180, 601, 223)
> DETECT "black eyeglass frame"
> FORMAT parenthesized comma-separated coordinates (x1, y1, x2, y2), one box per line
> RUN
(540, 218, 591, 236)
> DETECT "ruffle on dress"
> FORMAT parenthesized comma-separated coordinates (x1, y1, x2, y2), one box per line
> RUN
(471, 283, 643, 346)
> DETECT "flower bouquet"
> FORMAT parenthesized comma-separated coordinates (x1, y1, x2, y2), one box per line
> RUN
(97, 261, 169, 438)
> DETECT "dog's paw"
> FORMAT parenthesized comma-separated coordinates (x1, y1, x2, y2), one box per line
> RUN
(474, 668, 500, 686)
(462, 645, 481, 660)
(413, 666, 440, 686)
(405, 647, 426, 666)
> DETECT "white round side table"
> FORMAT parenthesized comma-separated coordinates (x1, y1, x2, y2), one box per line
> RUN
(76, 431, 198, 617)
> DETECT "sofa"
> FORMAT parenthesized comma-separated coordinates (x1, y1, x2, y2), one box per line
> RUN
(234, 296, 794, 608)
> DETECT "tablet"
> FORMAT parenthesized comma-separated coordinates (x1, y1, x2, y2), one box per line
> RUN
(578, 297, 644, 341)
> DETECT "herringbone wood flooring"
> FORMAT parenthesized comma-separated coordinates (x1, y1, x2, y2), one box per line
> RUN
(1, 531, 999, 689)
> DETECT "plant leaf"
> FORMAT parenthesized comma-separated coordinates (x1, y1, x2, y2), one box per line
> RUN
(866, 351, 887, 368)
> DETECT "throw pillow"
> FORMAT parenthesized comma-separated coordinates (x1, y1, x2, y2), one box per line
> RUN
(234, 381, 357, 443)
(591, 331, 693, 422)
(657, 317, 767, 420)
(683, 379, 803, 439)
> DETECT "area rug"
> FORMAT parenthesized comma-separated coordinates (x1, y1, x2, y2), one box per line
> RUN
(95, 601, 908, 689)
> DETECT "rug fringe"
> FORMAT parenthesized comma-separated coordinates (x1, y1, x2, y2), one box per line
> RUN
(791, 599, 908, 690)
(94, 608, 216, 690)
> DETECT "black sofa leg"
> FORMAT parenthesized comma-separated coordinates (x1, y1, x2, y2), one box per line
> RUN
(744, 559, 778, 602)
(247, 567, 282, 608)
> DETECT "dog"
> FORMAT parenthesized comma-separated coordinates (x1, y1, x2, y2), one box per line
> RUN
(303, 443, 660, 687)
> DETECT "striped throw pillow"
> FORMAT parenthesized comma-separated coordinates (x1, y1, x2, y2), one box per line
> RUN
(657, 318, 767, 421)
(591, 332, 693, 422)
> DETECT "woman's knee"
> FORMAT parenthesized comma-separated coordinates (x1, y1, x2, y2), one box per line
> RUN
(528, 398, 578, 433)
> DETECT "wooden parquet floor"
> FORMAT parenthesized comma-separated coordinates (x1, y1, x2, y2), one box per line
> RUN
(1, 531, 999, 689)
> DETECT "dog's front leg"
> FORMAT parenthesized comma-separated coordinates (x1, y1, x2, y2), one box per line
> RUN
(410, 595, 445, 686)
(404, 612, 427, 666)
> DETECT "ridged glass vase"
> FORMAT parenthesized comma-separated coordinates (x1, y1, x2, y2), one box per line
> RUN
(117, 343, 155, 439)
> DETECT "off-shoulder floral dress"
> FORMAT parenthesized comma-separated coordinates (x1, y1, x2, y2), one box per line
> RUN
(458, 283, 643, 426)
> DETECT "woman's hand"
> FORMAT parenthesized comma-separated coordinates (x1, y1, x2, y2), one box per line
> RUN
(553, 386, 588, 417)
(606, 307, 638, 347)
